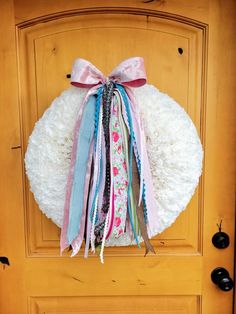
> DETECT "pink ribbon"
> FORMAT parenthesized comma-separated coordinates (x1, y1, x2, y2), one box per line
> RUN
(71, 57, 147, 88)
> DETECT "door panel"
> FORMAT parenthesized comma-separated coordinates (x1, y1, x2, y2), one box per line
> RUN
(19, 13, 205, 257)
(0, 2, 235, 314)
(29, 295, 199, 314)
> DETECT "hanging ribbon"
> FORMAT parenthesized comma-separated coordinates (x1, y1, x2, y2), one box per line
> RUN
(60, 57, 157, 262)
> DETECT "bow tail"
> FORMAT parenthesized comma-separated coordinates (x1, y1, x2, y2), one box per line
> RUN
(105, 92, 129, 240)
(115, 85, 141, 247)
(116, 84, 157, 254)
(60, 95, 96, 254)
(124, 87, 160, 239)
(117, 92, 141, 240)
(70, 140, 94, 256)
(66, 95, 96, 244)
(84, 88, 104, 256)
(126, 87, 158, 251)
(60, 93, 89, 253)
(132, 155, 156, 256)
(94, 88, 115, 262)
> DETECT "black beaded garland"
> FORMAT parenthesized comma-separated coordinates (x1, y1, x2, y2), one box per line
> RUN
(101, 81, 114, 213)
(94, 81, 115, 245)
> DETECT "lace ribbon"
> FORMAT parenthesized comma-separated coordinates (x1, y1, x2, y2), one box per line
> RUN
(60, 57, 156, 262)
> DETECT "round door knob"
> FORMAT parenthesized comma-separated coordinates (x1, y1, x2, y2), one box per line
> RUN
(212, 231, 230, 249)
(211, 267, 234, 291)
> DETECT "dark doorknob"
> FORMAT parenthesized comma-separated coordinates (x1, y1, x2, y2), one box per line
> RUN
(212, 220, 230, 249)
(211, 267, 234, 291)
(212, 231, 230, 249)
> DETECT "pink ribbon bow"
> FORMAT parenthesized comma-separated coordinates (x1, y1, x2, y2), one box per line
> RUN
(71, 57, 147, 88)
(60, 57, 158, 260)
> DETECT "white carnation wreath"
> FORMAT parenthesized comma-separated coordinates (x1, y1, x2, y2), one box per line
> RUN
(25, 84, 203, 246)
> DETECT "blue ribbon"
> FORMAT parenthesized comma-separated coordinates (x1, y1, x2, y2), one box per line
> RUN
(67, 95, 96, 244)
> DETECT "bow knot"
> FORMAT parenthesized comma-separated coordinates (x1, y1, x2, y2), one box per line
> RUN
(71, 57, 147, 89)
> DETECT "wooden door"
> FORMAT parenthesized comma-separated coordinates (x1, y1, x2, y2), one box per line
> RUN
(0, 1, 235, 313)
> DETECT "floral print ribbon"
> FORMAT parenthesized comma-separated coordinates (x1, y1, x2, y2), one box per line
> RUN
(110, 93, 128, 238)
(60, 57, 157, 262)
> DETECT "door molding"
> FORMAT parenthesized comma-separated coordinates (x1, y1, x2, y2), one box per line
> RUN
(16, 6, 208, 30)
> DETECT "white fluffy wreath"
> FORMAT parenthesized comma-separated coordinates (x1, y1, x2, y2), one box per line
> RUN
(25, 84, 203, 246)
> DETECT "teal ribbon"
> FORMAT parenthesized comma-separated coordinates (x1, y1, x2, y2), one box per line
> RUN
(67, 95, 96, 244)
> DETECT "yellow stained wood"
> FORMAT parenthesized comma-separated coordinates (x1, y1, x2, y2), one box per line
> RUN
(0, 1, 235, 314)
(13, 0, 210, 25)
(0, 0, 26, 313)
(202, 1, 236, 313)
(23, 257, 201, 296)
(29, 295, 199, 314)
(19, 13, 203, 257)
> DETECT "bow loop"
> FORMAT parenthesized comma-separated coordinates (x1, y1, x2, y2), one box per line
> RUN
(71, 57, 147, 88)
(71, 59, 106, 88)
(109, 57, 147, 87)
